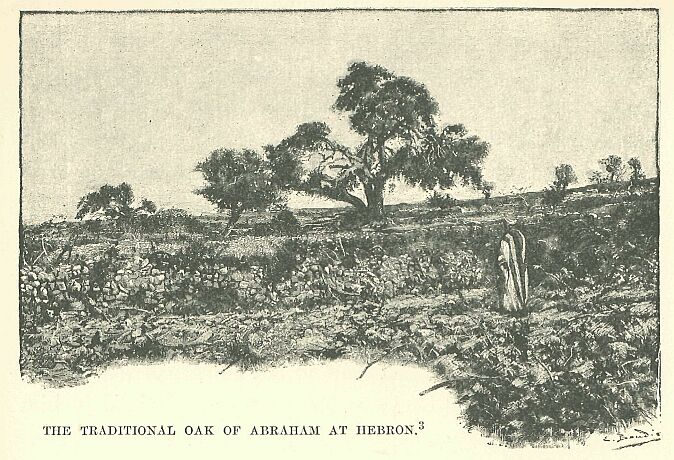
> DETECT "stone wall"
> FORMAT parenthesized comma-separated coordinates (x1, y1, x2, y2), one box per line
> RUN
(20, 239, 485, 324)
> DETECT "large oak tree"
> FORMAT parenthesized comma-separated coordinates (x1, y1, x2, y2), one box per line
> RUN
(267, 62, 490, 219)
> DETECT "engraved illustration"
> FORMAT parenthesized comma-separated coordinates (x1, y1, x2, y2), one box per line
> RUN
(19, 9, 660, 448)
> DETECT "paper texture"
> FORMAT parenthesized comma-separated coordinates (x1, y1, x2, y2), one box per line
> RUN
(2, 1, 671, 459)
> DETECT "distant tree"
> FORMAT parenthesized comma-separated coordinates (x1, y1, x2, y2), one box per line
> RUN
(268, 62, 489, 220)
(552, 164, 577, 191)
(601, 155, 626, 182)
(542, 164, 576, 209)
(627, 157, 646, 184)
(195, 148, 279, 231)
(76, 182, 135, 219)
(481, 181, 495, 202)
(588, 155, 626, 184)
(588, 170, 607, 185)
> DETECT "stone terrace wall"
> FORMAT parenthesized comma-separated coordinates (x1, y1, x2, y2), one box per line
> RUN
(20, 236, 486, 325)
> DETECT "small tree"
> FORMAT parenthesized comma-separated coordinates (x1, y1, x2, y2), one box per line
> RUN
(76, 182, 135, 219)
(542, 164, 576, 209)
(627, 157, 646, 184)
(600, 155, 627, 182)
(552, 164, 577, 191)
(589, 155, 626, 184)
(195, 148, 279, 231)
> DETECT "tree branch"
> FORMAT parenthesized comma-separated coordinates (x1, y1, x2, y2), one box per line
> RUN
(419, 374, 503, 396)
(300, 180, 366, 209)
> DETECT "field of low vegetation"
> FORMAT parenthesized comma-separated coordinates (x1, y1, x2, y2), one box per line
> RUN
(20, 179, 659, 447)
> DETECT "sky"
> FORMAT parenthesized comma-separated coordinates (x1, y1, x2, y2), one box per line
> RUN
(21, 10, 658, 223)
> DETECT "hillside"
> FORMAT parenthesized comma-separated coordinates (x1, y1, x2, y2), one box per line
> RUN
(19, 179, 659, 446)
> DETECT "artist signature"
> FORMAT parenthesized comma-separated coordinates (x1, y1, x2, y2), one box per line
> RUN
(603, 428, 661, 449)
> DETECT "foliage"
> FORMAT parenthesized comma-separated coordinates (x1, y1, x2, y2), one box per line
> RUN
(20, 183, 659, 446)
(75, 183, 161, 223)
(268, 62, 489, 219)
(552, 164, 577, 191)
(541, 186, 566, 208)
(76, 183, 135, 219)
(588, 170, 607, 184)
(252, 207, 301, 236)
(601, 155, 626, 182)
(627, 157, 646, 184)
(195, 148, 280, 228)
(139, 198, 157, 214)
(541, 164, 577, 208)
(590, 155, 626, 184)
(425, 191, 458, 209)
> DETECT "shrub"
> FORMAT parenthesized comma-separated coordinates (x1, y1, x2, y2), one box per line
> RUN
(252, 207, 301, 236)
(541, 186, 566, 208)
(425, 191, 458, 209)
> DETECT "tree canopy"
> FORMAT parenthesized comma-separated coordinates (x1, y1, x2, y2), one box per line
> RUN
(76, 183, 135, 219)
(195, 148, 279, 229)
(268, 62, 490, 219)
(552, 164, 577, 191)
(627, 157, 646, 184)
(589, 155, 628, 184)
(76, 183, 158, 220)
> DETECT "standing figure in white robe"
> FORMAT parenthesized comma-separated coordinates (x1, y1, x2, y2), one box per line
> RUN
(497, 227, 528, 314)
(497, 225, 529, 361)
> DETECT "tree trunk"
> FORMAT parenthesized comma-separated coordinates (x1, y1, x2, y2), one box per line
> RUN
(364, 181, 385, 220)
(224, 206, 243, 236)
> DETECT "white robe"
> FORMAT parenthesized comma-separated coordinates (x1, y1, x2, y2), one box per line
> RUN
(497, 230, 528, 313)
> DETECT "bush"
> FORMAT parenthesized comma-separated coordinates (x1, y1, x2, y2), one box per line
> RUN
(252, 208, 301, 236)
(425, 191, 458, 209)
(439, 300, 658, 445)
(541, 186, 566, 208)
